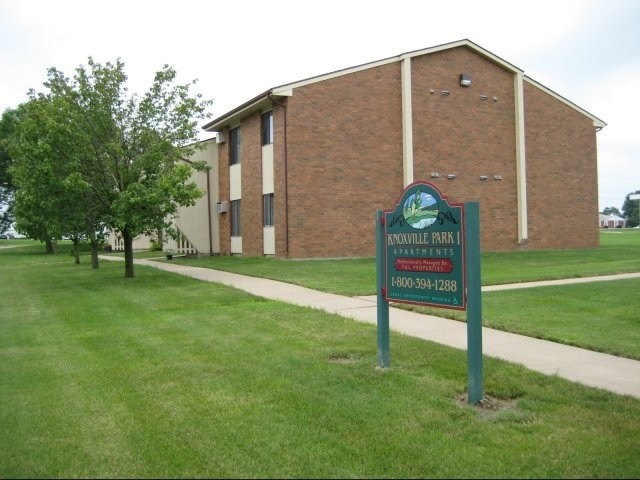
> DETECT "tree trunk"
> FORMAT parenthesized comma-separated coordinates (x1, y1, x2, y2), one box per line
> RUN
(90, 232, 99, 269)
(45, 239, 55, 254)
(157, 227, 164, 249)
(123, 226, 135, 278)
(73, 238, 80, 264)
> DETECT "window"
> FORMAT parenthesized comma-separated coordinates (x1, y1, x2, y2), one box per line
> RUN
(231, 199, 241, 236)
(261, 111, 273, 146)
(263, 193, 274, 227)
(230, 127, 241, 165)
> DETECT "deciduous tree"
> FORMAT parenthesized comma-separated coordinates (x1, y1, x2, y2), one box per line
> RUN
(0, 108, 19, 235)
(21, 58, 211, 276)
(622, 191, 640, 228)
(9, 97, 99, 256)
(601, 206, 621, 216)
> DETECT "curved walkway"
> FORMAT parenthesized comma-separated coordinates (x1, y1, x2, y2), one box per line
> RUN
(102, 256, 640, 399)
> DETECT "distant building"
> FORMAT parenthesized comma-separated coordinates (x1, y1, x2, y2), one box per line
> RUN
(599, 213, 626, 228)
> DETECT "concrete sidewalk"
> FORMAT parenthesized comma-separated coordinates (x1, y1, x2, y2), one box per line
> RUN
(105, 256, 640, 399)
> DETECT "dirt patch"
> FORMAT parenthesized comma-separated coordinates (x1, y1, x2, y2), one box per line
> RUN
(456, 394, 519, 420)
(327, 354, 360, 364)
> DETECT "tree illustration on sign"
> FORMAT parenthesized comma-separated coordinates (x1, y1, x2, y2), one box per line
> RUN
(403, 188, 439, 229)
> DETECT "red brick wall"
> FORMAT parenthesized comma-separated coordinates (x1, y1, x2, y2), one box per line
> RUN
(283, 62, 404, 258)
(524, 82, 599, 249)
(216, 46, 600, 257)
(217, 116, 266, 256)
(239, 113, 263, 255)
(411, 47, 519, 251)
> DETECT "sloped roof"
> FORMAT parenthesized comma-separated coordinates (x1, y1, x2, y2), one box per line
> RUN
(203, 39, 606, 132)
(599, 213, 626, 221)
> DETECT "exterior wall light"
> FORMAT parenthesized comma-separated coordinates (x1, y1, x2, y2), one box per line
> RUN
(479, 175, 488, 181)
(460, 74, 471, 87)
(447, 174, 456, 180)
(441, 90, 450, 96)
(494, 175, 503, 181)
(431, 172, 440, 178)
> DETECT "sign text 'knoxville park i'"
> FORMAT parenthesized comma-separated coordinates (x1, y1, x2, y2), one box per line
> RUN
(383, 181, 465, 310)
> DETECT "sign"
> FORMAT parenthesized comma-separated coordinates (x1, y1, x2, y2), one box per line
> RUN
(384, 182, 465, 309)
(375, 185, 483, 404)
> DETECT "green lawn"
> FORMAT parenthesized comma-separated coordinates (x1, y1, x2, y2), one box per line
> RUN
(483, 229, 640, 284)
(164, 229, 640, 359)
(168, 229, 640, 295)
(1, 250, 639, 478)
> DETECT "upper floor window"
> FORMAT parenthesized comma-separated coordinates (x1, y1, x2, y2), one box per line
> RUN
(261, 111, 273, 146)
(230, 126, 241, 165)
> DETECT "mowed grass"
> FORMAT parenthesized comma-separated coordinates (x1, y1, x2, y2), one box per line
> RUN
(168, 230, 640, 359)
(169, 230, 640, 295)
(483, 230, 640, 284)
(1, 246, 640, 478)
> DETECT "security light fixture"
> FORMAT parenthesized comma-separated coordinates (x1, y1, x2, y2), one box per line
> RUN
(480, 175, 488, 181)
(494, 175, 503, 181)
(441, 90, 450, 96)
(460, 74, 471, 87)
(431, 172, 440, 178)
(447, 174, 456, 180)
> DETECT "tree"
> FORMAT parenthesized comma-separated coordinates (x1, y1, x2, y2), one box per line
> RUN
(9, 97, 99, 256)
(622, 191, 640, 228)
(33, 58, 211, 276)
(601, 206, 621, 216)
(0, 108, 19, 234)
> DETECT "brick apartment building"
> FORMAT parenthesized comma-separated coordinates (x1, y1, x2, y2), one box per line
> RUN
(202, 39, 606, 259)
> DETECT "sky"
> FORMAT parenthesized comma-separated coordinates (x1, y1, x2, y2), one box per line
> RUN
(1, 0, 638, 211)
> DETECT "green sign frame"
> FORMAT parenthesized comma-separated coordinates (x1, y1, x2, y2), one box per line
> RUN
(375, 183, 483, 404)
(384, 181, 465, 310)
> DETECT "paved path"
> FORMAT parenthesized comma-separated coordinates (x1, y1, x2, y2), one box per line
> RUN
(102, 256, 640, 399)
(481, 272, 640, 291)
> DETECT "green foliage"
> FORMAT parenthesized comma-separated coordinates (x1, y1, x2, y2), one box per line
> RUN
(8, 97, 95, 246)
(622, 190, 640, 227)
(149, 240, 163, 252)
(0, 108, 17, 189)
(0, 108, 19, 233)
(601, 206, 621, 216)
(7, 57, 211, 275)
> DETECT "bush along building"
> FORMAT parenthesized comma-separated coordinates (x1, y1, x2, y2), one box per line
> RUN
(162, 39, 607, 259)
